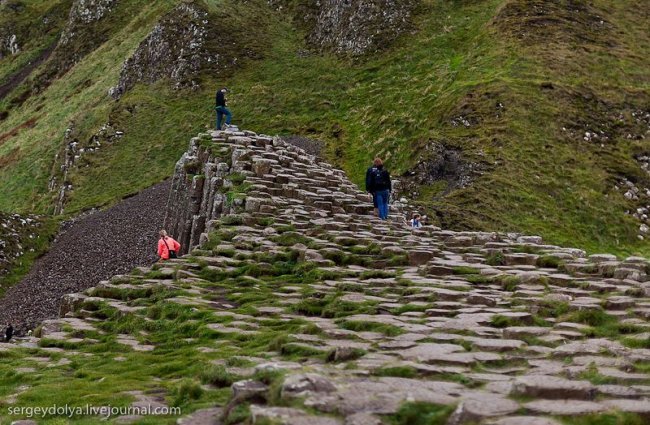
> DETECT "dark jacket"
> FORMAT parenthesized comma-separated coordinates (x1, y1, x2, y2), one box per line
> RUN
(365, 165, 391, 193)
(5, 325, 13, 342)
(216, 90, 226, 107)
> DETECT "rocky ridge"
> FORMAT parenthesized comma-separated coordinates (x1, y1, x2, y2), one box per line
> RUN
(0, 212, 40, 282)
(0, 33, 19, 58)
(3, 129, 650, 424)
(110, 2, 213, 99)
(271, 0, 418, 55)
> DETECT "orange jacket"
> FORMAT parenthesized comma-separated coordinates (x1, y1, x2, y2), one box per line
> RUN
(158, 237, 181, 260)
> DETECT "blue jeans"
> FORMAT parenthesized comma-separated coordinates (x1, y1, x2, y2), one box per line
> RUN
(216, 106, 232, 129)
(375, 189, 390, 220)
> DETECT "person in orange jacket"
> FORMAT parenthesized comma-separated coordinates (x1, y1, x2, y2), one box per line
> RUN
(157, 230, 181, 261)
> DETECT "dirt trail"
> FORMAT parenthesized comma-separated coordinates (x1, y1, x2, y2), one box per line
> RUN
(0, 180, 171, 332)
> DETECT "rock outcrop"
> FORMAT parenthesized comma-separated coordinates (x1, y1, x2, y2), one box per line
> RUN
(50, 0, 119, 74)
(0, 213, 41, 281)
(270, 0, 418, 55)
(48, 122, 124, 215)
(3, 129, 650, 424)
(111, 1, 272, 98)
(0, 33, 19, 58)
(164, 130, 371, 254)
(59, 0, 117, 45)
(110, 2, 213, 98)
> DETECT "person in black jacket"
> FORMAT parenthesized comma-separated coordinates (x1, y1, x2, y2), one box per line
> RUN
(365, 158, 392, 220)
(215, 87, 233, 130)
(365, 164, 379, 217)
(4, 323, 13, 342)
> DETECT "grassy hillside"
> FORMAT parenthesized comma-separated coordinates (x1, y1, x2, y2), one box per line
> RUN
(0, 0, 648, 257)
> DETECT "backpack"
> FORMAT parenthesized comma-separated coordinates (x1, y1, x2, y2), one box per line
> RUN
(162, 237, 178, 259)
(371, 167, 388, 188)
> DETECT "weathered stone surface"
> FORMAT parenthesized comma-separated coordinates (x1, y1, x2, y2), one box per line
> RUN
(344, 412, 383, 425)
(512, 376, 596, 400)
(602, 398, 650, 417)
(176, 408, 222, 425)
(281, 374, 337, 399)
(19, 128, 650, 425)
(448, 393, 519, 424)
(397, 343, 466, 363)
(486, 417, 561, 425)
(524, 400, 606, 415)
(294, 0, 418, 55)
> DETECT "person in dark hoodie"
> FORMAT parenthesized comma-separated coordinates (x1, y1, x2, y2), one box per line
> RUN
(4, 323, 13, 342)
(365, 158, 392, 220)
(215, 87, 233, 130)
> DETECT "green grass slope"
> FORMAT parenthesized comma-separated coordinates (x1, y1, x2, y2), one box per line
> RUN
(0, 0, 648, 257)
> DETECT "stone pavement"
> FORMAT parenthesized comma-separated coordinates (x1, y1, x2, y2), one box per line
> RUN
(6, 129, 650, 424)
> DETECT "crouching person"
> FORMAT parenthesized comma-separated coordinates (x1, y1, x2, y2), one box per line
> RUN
(158, 230, 181, 261)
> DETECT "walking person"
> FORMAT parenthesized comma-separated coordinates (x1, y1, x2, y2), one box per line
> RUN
(157, 230, 181, 262)
(365, 163, 379, 217)
(215, 87, 233, 130)
(365, 158, 392, 220)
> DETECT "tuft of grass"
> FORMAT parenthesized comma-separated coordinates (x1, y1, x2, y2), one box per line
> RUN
(172, 379, 204, 407)
(339, 320, 404, 337)
(489, 315, 514, 328)
(559, 412, 646, 425)
(562, 309, 616, 328)
(486, 252, 505, 266)
(452, 266, 480, 275)
(537, 255, 563, 268)
(388, 402, 456, 425)
(375, 366, 417, 378)
(497, 275, 520, 292)
(199, 364, 238, 388)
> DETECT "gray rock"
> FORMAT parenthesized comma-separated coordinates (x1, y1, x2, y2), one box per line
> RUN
(512, 375, 596, 400)
(448, 394, 519, 424)
(524, 400, 606, 415)
(281, 374, 337, 399)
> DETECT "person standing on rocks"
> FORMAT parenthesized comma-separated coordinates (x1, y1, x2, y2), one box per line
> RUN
(157, 230, 181, 261)
(4, 323, 13, 342)
(215, 87, 233, 130)
(365, 158, 392, 220)
(365, 161, 379, 216)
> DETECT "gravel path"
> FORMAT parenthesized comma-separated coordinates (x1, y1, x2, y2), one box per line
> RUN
(280, 135, 324, 157)
(0, 180, 171, 332)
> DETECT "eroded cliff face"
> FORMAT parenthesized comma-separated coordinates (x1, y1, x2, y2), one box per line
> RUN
(48, 0, 119, 77)
(111, 0, 273, 98)
(271, 0, 418, 55)
(110, 2, 212, 98)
